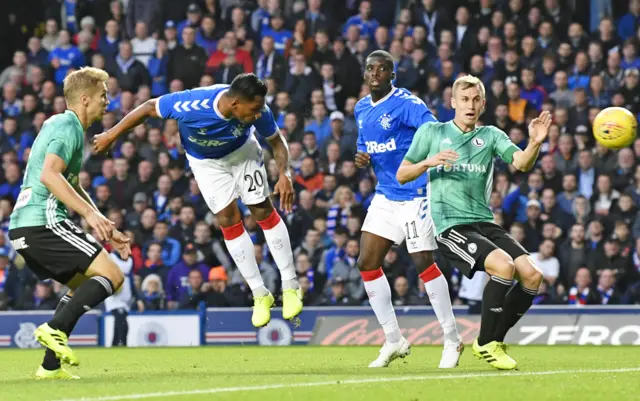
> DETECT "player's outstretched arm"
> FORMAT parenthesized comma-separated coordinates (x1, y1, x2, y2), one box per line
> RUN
(511, 110, 552, 172)
(41, 154, 114, 241)
(266, 131, 294, 213)
(396, 159, 429, 184)
(93, 99, 160, 153)
(396, 149, 459, 184)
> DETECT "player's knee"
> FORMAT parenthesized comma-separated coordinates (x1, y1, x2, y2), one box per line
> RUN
(217, 202, 243, 227)
(109, 269, 125, 290)
(515, 255, 543, 289)
(486, 258, 515, 279)
(523, 265, 544, 289)
(97, 257, 124, 290)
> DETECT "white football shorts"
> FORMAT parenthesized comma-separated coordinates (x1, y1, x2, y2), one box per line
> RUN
(186, 132, 269, 214)
(361, 193, 437, 253)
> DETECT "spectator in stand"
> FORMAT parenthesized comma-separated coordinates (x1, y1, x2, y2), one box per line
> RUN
(540, 188, 575, 236)
(49, 30, 84, 85)
(520, 67, 545, 111)
(597, 269, 622, 305)
(15, 280, 58, 311)
(166, 243, 210, 309)
(0, 163, 22, 202)
(168, 27, 208, 90)
(196, 15, 219, 56)
(207, 31, 253, 75)
(588, 236, 631, 287)
(178, 3, 203, 40)
(317, 276, 357, 306)
(531, 239, 561, 286)
(138, 242, 171, 286)
(126, 0, 163, 40)
(105, 41, 150, 92)
(329, 238, 363, 301)
(205, 267, 231, 307)
(566, 267, 600, 305)
(558, 223, 589, 286)
(145, 220, 181, 268)
(108, 158, 136, 209)
(138, 273, 166, 310)
(131, 21, 157, 68)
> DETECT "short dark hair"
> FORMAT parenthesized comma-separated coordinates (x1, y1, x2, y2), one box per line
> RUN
(366, 50, 395, 69)
(334, 226, 349, 236)
(228, 73, 267, 101)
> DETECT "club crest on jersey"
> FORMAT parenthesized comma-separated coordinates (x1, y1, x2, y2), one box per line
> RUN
(379, 114, 393, 130)
(472, 138, 485, 147)
(231, 124, 245, 137)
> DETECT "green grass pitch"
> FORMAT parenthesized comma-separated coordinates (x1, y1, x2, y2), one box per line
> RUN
(0, 346, 638, 401)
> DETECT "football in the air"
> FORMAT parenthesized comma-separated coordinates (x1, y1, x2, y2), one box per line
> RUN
(592, 107, 637, 149)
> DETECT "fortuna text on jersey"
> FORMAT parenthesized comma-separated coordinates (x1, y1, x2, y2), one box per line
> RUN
(434, 163, 488, 173)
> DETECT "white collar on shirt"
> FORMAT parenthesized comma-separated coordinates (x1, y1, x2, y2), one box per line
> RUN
(213, 89, 230, 120)
(370, 87, 397, 107)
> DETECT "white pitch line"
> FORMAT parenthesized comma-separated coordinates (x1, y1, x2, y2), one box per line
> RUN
(52, 367, 640, 401)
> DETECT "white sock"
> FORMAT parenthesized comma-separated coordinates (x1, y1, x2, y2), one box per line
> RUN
(420, 264, 460, 343)
(222, 223, 269, 297)
(362, 268, 402, 344)
(257, 211, 298, 290)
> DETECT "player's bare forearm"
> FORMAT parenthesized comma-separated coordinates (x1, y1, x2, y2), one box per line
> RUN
(396, 159, 429, 184)
(266, 132, 291, 176)
(41, 170, 94, 218)
(512, 142, 542, 172)
(105, 99, 159, 142)
(75, 184, 99, 213)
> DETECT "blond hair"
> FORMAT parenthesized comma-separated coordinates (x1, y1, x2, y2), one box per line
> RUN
(63, 67, 109, 104)
(452, 75, 486, 99)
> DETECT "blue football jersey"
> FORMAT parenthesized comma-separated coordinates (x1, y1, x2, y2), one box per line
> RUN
(156, 84, 279, 159)
(355, 87, 437, 201)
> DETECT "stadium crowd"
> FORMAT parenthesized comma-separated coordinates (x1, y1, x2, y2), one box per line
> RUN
(0, 0, 640, 313)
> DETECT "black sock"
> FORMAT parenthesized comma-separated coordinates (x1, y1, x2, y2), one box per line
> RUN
(494, 283, 538, 342)
(42, 294, 72, 371)
(48, 277, 113, 335)
(478, 276, 512, 346)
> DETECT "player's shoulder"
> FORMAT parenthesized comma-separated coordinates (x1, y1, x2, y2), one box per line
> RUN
(392, 88, 423, 105)
(44, 111, 80, 132)
(191, 84, 230, 93)
(418, 120, 445, 132)
(355, 95, 372, 113)
(180, 84, 229, 99)
(476, 124, 507, 137)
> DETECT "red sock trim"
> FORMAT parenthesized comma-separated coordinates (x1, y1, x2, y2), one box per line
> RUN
(419, 263, 442, 283)
(256, 209, 281, 230)
(360, 267, 384, 282)
(221, 221, 245, 240)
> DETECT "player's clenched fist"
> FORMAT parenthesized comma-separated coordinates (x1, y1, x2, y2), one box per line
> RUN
(422, 150, 459, 168)
(93, 132, 114, 153)
(354, 151, 371, 168)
